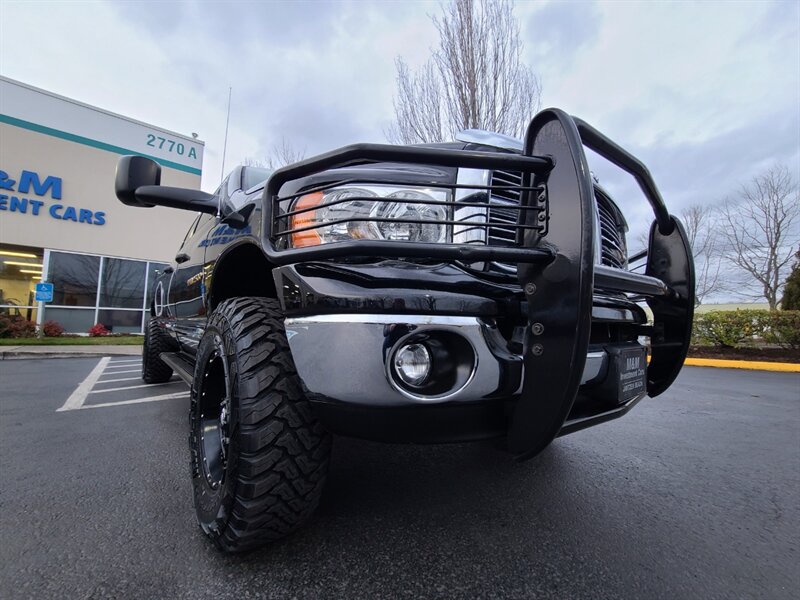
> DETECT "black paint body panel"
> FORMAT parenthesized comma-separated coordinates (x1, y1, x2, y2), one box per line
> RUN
(274, 262, 520, 317)
(136, 110, 693, 455)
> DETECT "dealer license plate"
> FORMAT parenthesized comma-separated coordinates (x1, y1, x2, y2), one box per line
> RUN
(616, 346, 647, 402)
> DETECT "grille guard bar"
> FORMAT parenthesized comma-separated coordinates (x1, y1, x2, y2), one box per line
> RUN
(260, 108, 695, 459)
(263, 144, 555, 267)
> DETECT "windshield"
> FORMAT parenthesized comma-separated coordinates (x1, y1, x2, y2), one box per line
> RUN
(242, 166, 273, 191)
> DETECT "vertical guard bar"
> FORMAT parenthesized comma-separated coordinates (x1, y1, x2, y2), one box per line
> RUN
(645, 216, 695, 396)
(509, 109, 595, 459)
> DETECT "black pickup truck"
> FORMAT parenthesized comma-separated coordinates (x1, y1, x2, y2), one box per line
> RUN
(115, 109, 694, 552)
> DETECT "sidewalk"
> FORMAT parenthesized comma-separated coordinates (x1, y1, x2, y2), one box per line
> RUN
(0, 345, 141, 360)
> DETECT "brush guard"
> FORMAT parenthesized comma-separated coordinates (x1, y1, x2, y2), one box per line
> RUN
(262, 108, 694, 459)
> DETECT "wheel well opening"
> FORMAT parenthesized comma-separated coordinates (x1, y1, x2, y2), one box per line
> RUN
(208, 244, 277, 313)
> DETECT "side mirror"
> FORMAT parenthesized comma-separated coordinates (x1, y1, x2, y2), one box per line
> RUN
(114, 155, 218, 215)
(221, 203, 256, 229)
(115, 156, 160, 207)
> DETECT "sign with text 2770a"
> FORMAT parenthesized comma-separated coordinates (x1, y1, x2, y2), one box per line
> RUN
(35, 282, 54, 302)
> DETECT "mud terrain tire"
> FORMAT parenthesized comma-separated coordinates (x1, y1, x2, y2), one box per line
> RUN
(189, 297, 331, 553)
(142, 318, 174, 384)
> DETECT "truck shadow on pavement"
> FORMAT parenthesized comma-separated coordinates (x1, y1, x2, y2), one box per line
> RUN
(208, 435, 645, 598)
(319, 436, 558, 519)
(228, 436, 596, 556)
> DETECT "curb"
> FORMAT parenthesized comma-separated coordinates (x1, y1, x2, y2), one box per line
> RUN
(1, 353, 117, 360)
(685, 358, 800, 373)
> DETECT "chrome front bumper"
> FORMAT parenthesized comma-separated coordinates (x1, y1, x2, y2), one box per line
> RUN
(285, 314, 609, 407)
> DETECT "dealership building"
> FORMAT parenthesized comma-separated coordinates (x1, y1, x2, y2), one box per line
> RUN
(0, 76, 204, 333)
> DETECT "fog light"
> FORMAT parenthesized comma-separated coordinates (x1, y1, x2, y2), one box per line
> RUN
(393, 343, 431, 387)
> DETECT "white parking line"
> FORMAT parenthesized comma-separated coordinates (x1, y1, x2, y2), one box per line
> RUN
(89, 381, 181, 395)
(56, 357, 111, 412)
(105, 364, 141, 370)
(96, 376, 141, 384)
(59, 357, 189, 412)
(78, 391, 188, 410)
(107, 360, 141, 365)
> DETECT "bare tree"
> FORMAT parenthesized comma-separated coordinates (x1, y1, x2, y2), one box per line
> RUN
(680, 204, 723, 305)
(387, 0, 542, 144)
(269, 138, 306, 167)
(244, 137, 306, 170)
(720, 164, 800, 309)
(390, 60, 445, 145)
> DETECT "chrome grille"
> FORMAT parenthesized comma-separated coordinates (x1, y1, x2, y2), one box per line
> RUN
(484, 170, 627, 273)
(596, 190, 627, 269)
(488, 170, 523, 247)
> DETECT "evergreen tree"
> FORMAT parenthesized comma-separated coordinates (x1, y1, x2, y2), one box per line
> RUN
(781, 248, 800, 310)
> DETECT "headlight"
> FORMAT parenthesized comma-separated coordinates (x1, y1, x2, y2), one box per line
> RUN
(288, 185, 450, 248)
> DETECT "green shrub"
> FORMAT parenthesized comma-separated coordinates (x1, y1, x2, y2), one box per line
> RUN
(692, 309, 800, 349)
(762, 311, 800, 349)
(692, 310, 763, 348)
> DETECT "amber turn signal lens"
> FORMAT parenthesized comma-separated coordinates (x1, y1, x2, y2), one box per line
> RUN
(290, 192, 324, 248)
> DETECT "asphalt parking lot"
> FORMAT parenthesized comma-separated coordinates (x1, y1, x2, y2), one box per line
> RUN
(1, 358, 798, 599)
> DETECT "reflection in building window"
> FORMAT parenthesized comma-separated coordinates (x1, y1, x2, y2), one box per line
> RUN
(43, 307, 96, 333)
(100, 258, 146, 309)
(97, 309, 145, 334)
(49, 252, 100, 306)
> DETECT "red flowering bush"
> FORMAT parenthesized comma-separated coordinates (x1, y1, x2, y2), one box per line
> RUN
(0, 314, 37, 338)
(42, 320, 65, 337)
(88, 323, 111, 337)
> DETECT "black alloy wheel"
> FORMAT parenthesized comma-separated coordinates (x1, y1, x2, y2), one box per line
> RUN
(196, 342, 231, 490)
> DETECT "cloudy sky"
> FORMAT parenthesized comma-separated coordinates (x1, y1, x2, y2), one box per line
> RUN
(1, 0, 798, 298)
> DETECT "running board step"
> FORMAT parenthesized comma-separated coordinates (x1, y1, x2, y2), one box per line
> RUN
(160, 352, 194, 385)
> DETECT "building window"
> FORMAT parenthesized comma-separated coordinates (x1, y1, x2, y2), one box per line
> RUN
(98, 309, 144, 334)
(43, 307, 96, 333)
(42, 250, 172, 334)
(0, 243, 44, 323)
(100, 257, 146, 309)
(49, 251, 100, 306)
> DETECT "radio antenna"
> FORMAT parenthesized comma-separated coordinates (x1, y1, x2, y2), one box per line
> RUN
(220, 86, 232, 185)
